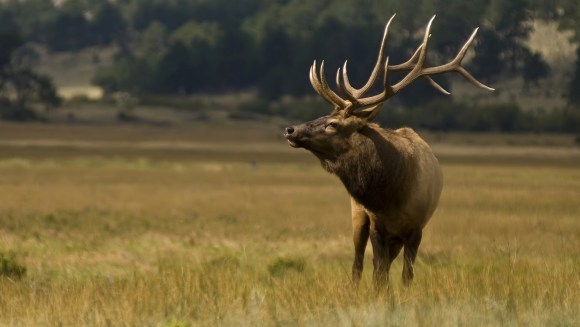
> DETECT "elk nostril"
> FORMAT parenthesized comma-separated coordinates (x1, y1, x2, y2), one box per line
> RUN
(285, 127, 295, 135)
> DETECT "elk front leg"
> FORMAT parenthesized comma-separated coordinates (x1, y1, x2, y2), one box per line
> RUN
(351, 198, 369, 286)
(402, 230, 422, 286)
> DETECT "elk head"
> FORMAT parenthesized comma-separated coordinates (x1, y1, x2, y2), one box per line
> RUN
(284, 14, 494, 159)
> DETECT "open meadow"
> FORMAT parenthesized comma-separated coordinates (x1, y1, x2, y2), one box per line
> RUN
(0, 122, 579, 326)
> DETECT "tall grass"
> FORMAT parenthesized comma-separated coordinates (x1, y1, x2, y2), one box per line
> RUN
(0, 125, 578, 326)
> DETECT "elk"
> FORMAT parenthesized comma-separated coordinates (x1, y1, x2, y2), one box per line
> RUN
(284, 15, 493, 288)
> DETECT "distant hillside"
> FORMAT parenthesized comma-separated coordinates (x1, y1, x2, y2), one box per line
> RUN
(35, 21, 576, 112)
(34, 45, 116, 100)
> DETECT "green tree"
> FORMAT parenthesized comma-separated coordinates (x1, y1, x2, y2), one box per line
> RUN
(151, 20, 224, 93)
(130, 0, 190, 32)
(556, 0, 580, 105)
(560, 1, 580, 39)
(471, 28, 508, 79)
(522, 52, 550, 89)
(91, 2, 127, 46)
(170, 20, 222, 48)
(258, 26, 295, 99)
(486, 0, 534, 73)
(0, 33, 61, 120)
(154, 42, 211, 93)
(568, 48, 580, 106)
(469, 0, 551, 83)
(92, 56, 154, 95)
(421, 0, 488, 57)
(41, 8, 93, 51)
(3, 0, 58, 41)
(138, 21, 168, 63)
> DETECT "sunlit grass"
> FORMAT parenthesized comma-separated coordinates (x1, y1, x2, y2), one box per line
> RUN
(0, 124, 578, 326)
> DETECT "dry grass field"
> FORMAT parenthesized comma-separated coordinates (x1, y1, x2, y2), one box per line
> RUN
(0, 122, 578, 326)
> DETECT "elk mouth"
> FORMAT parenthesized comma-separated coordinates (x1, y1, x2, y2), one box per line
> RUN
(286, 137, 334, 159)
(286, 138, 303, 148)
(287, 139, 298, 148)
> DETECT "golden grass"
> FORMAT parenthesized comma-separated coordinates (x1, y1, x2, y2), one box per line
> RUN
(0, 123, 579, 326)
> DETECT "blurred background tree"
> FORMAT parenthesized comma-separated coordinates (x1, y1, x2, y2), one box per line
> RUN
(0, 0, 576, 131)
(0, 32, 60, 120)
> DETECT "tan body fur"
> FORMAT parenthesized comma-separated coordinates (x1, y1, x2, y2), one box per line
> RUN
(343, 126, 443, 286)
(286, 115, 442, 287)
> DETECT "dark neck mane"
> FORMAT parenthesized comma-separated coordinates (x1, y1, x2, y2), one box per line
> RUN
(320, 125, 415, 213)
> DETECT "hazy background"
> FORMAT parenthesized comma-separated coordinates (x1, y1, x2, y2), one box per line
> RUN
(0, 0, 578, 132)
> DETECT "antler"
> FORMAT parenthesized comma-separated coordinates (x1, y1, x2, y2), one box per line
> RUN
(309, 14, 494, 117)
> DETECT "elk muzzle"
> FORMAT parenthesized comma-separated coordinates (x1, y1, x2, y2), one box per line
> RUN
(284, 125, 301, 148)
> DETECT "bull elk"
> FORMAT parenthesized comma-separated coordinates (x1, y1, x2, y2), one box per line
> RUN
(284, 15, 493, 288)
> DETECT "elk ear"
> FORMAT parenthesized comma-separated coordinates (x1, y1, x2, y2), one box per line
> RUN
(351, 104, 382, 121)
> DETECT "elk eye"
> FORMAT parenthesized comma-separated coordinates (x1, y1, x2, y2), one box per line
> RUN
(327, 122, 338, 128)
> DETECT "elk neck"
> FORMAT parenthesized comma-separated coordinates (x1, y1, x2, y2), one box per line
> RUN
(320, 124, 417, 213)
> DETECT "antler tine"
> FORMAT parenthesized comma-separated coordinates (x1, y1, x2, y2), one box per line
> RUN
(426, 76, 451, 95)
(347, 57, 395, 116)
(340, 61, 358, 102)
(310, 60, 338, 106)
(335, 67, 342, 94)
(345, 57, 389, 116)
(335, 67, 352, 100)
(453, 27, 480, 66)
(388, 41, 451, 95)
(455, 66, 495, 91)
(388, 42, 424, 71)
(341, 14, 396, 99)
(385, 39, 450, 95)
(319, 61, 350, 108)
(383, 57, 390, 89)
(309, 61, 323, 98)
(393, 15, 436, 91)
(386, 34, 454, 94)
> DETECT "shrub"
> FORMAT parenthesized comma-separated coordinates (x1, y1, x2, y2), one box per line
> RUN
(268, 257, 305, 277)
(0, 251, 26, 279)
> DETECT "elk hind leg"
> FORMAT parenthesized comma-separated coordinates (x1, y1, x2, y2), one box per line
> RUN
(351, 199, 370, 285)
(387, 238, 403, 269)
(402, 231, 422, 286)
(370, 230, 390, 290)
